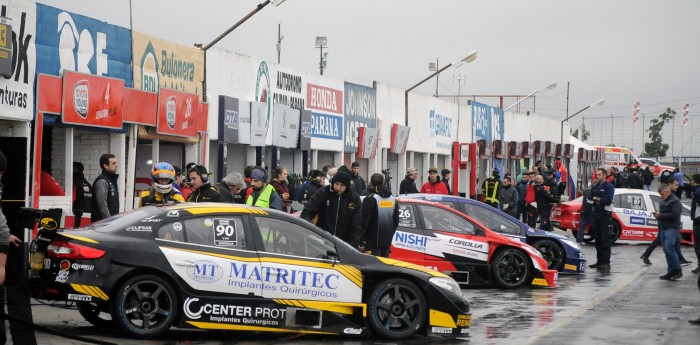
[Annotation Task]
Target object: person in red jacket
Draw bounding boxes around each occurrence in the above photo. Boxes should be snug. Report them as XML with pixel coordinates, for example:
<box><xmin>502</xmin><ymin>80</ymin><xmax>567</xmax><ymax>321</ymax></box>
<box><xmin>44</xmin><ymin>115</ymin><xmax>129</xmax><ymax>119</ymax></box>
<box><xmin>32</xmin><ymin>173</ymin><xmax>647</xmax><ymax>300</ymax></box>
<box><xmin>420</xmin><ymin>167</ymin><xmax>449</xmax><ymax>194</ymax></box>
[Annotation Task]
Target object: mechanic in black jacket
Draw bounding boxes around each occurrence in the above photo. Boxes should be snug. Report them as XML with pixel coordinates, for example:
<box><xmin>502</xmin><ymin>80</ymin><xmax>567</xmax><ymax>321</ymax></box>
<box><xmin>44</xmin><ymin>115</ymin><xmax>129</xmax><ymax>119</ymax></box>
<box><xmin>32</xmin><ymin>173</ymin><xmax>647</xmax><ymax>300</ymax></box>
<box><xmin>534</xmin><ymin>174</ymin><xmax>560</xmax><ymax>231</ymax></box>
<box><xmin>301</xmin><ymin>171</ymin><xmax>362</xmax><ymax>249</ymax></box>
<box><xmin>399</xmin><ymin>167</ymin><xmax>420</xmax><ymax>195</ymax></box>
<box><xmin>588</xmin><ymin>168</ymin><xmax>616</xmax><ymax>271</ymax></box>
<box><xmin>361</xmin><ymin>173</ymin><xmax>399</xmax><ymax>257</ymax></box>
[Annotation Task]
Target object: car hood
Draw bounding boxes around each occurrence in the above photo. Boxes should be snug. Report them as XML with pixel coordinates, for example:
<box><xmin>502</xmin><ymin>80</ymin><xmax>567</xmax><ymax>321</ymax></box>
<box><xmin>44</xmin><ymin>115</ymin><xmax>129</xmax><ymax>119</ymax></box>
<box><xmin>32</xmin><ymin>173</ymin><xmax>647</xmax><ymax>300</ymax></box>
<box><xmin>527</xmin><ymin>227</ymin><xmax>570</xmax><ymax>240</ymax></box>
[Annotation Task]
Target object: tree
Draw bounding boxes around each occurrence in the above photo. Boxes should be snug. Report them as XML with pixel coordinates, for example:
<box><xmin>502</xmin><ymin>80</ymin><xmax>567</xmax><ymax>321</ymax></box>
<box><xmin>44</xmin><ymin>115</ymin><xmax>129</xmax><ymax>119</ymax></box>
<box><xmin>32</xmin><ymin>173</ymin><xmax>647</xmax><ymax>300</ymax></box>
<box><xmin>643</xmin><ymin>107</ymin><xmax>674</xmax><ymax>157</ymax></box>
<box><xmin>570</xmin><ymin>124</ymin><xmax>590</xmax><ymax>141</ymax></box>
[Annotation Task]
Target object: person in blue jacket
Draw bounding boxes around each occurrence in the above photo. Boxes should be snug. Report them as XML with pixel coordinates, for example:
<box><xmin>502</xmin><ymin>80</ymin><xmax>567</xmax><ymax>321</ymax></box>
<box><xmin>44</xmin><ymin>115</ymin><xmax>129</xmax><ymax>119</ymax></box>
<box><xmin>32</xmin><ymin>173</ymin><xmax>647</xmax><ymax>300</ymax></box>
<box><xmin>587</xmin><ymin>168</ymin><xmax>616</xmax><ymax>272</ymax></box>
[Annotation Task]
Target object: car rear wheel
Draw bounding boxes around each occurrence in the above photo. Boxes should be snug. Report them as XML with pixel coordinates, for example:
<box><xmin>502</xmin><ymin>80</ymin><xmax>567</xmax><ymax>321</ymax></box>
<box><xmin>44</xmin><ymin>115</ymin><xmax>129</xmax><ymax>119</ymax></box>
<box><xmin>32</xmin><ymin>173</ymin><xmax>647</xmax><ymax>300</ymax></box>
<box><xmin>112</xmin><ymin>274</ymin><xmax>178</xmax><ymax>339</ymax></box>
<box><xmin>492</xmin><ymin>248</ymin><xmax>531</xmax><ymax>289</ymax></box>
<box><xmin>367</xmin><ymin>279</ymin><xmax>427</xmax><ymax>340</ymax></box>
<box><xmin>531</xmin><ymin>239</ymin><xmax>565</xmax><ymax>271</ymax></box>
<box><xmin>77</xmin><ymin>301</ymin><xmax>113</xmax><ymax>327</ymax></box>
<box><xmin>610</xmin><ymin>220</ymin><xmax>621</xmax><ymax>244</ymax></box>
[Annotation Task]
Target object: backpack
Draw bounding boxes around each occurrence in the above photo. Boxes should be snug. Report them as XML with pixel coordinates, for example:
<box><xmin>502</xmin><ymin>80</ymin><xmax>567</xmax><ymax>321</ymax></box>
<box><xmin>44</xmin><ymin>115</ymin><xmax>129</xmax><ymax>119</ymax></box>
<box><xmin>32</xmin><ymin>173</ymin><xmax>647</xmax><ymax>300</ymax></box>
<box><xmin>525</xmin><ymin>184</ymin><xmax>536</xmax><ymax>204</ymax></box>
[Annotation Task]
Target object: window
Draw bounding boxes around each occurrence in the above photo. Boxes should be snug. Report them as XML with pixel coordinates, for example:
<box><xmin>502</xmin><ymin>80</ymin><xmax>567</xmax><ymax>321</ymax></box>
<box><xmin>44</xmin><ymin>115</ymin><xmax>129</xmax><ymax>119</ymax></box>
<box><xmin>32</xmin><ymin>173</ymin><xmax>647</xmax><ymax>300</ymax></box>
<box><xmin>613</xmin><ymin>195</ymin><xmax>622</xmax><ymax>208</ymax></box>
<box><xmin>650</xmin><ymin>195</ymin><xmax>661</xmax><ymax>211</ymax></box>
<box><xmin>156</xmin><ymin>217</ymin><xmax>248</xmax><ymax>250</ymax></box>
<box><xmin>436</xmin><ymin>201</ymin><xmax>455</xmax><ymax>209</ymax></box>
<box><xmin>418</xmin><ymin>205</ymin><xmax>475</xmax><ymax>235</ymax></box>
<box><xmin>397</xmin><ymin>204</ymin><xmax>418</xmax><ymax>229</ymax></box>
<box><xmin>618</xmin><ymin>194</ymin><xmax>645</xmax><ymax>210</ymax></box>
<box><xmin>255</xmin><ymin>217</ymin><xmax>336</xmax><ymax>259</ymax></box>
<box><xmin>462</xmin><ymin>203</ymin><xmax>521</xmax><ymax>235</ymax></box>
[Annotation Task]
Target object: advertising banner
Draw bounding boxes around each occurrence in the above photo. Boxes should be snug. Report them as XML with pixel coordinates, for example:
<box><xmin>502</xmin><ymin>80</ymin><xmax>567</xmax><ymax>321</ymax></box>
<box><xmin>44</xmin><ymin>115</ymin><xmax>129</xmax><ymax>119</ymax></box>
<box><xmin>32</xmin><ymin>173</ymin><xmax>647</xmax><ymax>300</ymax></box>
<box><xmin>156</xmin><ymin>88</ymin><xmax>199</xmax><ymax>138</ymax></box>
<box><xmin>36</xmin><ymin>4</ymin><xmax>132</xmax><ymax>85</ymax></box>
<box><xmin>390</xmin><ymin>124</ymin><xmax>410</xmax><ymax>154</ymax></box>
<box><xmin>357</xmin><ymin>127</ymin><xmax>379</xmax><ymax>159</ymax></box>
<box><xmin>299</xmin><ymin>109</ymin><xmax>312</xmax><ymax>151</ymax></box>
<box><xmin>219</xmin><ymin>96</ymin><xmax>239</xmax><ymax>143</ymax></box>
<box><xmin>250</xmin><ymin>101</ymin><xmax>267</xmax><ymax>146</ymax></box>
<box><xmin>272</xmin><ymin>103</ymin><xmax>300</xmax><ymax>148</ymax></box>
<box><xmin>197</xmin><ymin>102</ymin><xmax>208</xmax><ymax>133</ymax></box>
<box><xmin>123</xmin><ymin>88</ymin><xmax>157</xmax><ymax>125</ymax></box>
<box><xmin>344</xmin><ymin>82</ymin><xmax>376</xmax><ymax>152</ymax></box>
<box><xmin>238</xmin><ymin>101</ymin><xmax>251</xmax><ymax>144</ymax></box>
<box><xmin>62</xmin><ymin>70</ymin><xmax>124</xmax><ymax>129</ymax></box>
<box><xmin>0</xmin><ymin>0</ymin><xmax>36</xmax><ymax>121</ymax></box>
<box><xmin>0</xmin><ymin>19</ymin><xmax>12</xmax><ymax>77</ymax></box>
<box><xmin>132</xmin><ymin>31</ymin><xmax>203</xmax><ymax>99</ymax></box>
<box><xmin>471</xmin><ymin>101</ymin><xmax>504</xmax><ymax>142</ymax></box>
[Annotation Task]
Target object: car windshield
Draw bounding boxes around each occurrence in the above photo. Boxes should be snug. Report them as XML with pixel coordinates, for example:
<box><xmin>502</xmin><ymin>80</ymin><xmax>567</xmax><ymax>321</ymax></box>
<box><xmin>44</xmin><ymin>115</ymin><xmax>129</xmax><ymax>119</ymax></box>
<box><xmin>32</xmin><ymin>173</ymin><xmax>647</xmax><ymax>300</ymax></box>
<box><xmin>85</xmin><ymin>207</ymin><xmax>161</xmax><ymax>233</ymax></box>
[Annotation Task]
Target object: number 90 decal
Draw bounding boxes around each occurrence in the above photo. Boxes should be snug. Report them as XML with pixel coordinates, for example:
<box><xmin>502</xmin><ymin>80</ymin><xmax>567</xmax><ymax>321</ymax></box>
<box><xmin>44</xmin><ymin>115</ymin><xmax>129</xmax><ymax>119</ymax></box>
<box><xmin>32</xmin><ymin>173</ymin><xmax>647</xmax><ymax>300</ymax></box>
<box><xmin>212</xmin><ymin>219</ymin><xmax>237</xmax><ymax>246</ymax></box>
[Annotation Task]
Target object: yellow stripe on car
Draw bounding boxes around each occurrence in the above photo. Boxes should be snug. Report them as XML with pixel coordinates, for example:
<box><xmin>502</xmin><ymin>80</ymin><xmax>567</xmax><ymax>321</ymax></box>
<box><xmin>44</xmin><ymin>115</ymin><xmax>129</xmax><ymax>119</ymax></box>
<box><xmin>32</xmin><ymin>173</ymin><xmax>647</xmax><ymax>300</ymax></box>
<box><xmin>429</xmin><ymin>309</ymin><xmax>457</xmax><ymax>328</ymax></box>
<box><xmin>376</xmin><ymin>257</ymin><xmax>448</xmax><ymax>278</ymax></box>
<box><xmin>273</xmin><ymin>299</ymin><xmax>366</xmax><ymax>316</ymax></box>
<box><xmin>70</xmin><ymin>284</ymin><xmax>109</xmax><ymax>301</ymax></box>
<box><xmin>60</xmin><ymin>233</ymin><xmax>99</xmax><ymax>244</ymax></box>
<box><xmin>186</xmin><ymin>321</ymin><xmax>336</xmax><ymax>334</ymax></box>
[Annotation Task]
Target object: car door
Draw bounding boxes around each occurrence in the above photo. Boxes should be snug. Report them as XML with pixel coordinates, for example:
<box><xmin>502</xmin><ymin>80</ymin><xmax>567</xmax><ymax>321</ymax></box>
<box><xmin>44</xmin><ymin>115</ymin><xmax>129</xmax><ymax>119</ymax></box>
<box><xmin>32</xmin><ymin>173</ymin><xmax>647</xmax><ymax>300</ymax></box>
<box><xmin>250</xmin><ymin>215</ymin><xmax>363</xmax><ymax>304</ymax></box>
<box><xmin>391</xmin><ymin>203</ymin><xmax>430</xmax><ymax>263</ymax></box>
<box><xmin>155</xmin><ymin>214</ymin><xmax>263</xmax><ymax>296</ymax></box>
<box><xmin>416</xmin><ymin>204</ymin><xmax>490</xmax><ymax>266</ymax></box>
<box><xmin>615</xmin><ymin>192</ymin><xmax>654</xmax><ymax>239</ymax></box>
<box><xmin>458</xmin><ymin>201</ymin><xmax>527</xmax><ymax>243</ymax></box>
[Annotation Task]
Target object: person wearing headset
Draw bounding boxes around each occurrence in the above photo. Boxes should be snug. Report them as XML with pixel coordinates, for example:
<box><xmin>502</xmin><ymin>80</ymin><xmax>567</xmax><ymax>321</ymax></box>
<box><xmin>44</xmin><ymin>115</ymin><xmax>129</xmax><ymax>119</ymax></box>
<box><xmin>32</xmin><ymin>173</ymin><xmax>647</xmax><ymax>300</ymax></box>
<box><xmin>139</xmin><ymin>162</ymin><xmax>185</xmax><ymax>207</ymax></box>
<box><xmin>186</xmin><ymin>165</ymin><xmax>224</xmax><ymax>203</ymax></box>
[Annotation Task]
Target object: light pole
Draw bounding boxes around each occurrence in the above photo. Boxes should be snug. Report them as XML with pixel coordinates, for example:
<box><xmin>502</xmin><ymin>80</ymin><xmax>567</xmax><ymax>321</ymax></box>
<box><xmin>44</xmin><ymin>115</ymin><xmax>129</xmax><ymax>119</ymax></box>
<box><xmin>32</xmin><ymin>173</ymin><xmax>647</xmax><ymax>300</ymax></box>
<box><xmin>503</xmin><ymin>81</ymin><xmax>558</xmax><ymax>112</ymax></box>
<box><xmin>196</xmin><ymin>0</ymin><xmax>287</xmax><ymax>102</ymax></box>
<box><xmin>316</xmin><ymin>36</ymin><xmax>328</xmax><ymax>75</ymax></box>
<box><xmin>560</xmin><ymin>98</ymin><xmax>605</xmax><ymax>148</ymax></box>
<box><xmin>405</xmin><ymin>50</ymin><xmax>478</xmax><ymax>126</ymax></box>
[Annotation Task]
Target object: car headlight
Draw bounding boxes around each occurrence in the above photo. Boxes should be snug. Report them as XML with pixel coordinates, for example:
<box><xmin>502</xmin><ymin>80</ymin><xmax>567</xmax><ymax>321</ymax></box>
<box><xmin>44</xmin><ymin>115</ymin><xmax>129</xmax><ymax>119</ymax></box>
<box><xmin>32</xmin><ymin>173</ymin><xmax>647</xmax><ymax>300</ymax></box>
<box><xmin>429</xmin><ymin>277</ymin><xmax>462</xmax><ymax>295</ymax></box>
<box><xmin>561</xmin><ymin>238</ymin><xmax>580</xmax><ymax>250</ymax></box>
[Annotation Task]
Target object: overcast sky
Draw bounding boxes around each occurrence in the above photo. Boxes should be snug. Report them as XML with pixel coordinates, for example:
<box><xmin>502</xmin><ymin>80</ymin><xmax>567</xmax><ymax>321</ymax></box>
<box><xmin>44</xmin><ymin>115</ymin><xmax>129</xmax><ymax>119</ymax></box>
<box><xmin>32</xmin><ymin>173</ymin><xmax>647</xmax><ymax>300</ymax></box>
<box><xmin>41</xmin><ymin>0</ymin><xmax>700</xmax><ymax>157</ymax></box>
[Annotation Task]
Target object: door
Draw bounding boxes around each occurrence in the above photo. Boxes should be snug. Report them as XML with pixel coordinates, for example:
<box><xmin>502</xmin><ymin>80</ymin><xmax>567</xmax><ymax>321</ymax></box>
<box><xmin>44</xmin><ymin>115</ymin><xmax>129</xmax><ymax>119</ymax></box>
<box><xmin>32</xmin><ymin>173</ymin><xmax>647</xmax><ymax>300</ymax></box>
<box><xmin>614</xmin><ymin>193</ymin><xmax>653</xmax><ymax>240</ymax></box>
<box><xmin>391</xmin><ymin>203</ymin><xmax>429</xmax><ymax>263</ymax></box>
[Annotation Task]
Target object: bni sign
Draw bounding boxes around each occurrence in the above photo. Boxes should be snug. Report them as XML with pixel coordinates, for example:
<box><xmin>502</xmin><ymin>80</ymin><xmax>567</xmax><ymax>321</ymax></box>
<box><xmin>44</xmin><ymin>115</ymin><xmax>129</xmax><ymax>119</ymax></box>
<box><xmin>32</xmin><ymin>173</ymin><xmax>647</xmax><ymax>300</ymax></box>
<box><xmin>0</xmin><ymin>18</ymin><xmax>12</xmax><ymax>77</ymax></box>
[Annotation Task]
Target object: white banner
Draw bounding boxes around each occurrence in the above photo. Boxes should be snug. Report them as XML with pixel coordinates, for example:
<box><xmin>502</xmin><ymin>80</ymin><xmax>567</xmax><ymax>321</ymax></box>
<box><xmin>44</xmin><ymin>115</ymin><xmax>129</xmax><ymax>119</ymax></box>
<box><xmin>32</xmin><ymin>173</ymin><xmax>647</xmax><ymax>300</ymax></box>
<box><xmin>250</xmin><ymin>101</ymin><xmax>267</xmax><ymax>146</ymax></box>
<box><xmin>0</xmin><ymin>0</ymin><xmax>36</xmax><ymax>121</ymax></box>
<box><xmin>272</xmin><ymin>103</ymin><xmax>300</xmax><ymax>148</ymax></box>
<box><xmin>238</xmin><ymin>101</ymin><xmax>251</xmax><ymax>144</ymax></box>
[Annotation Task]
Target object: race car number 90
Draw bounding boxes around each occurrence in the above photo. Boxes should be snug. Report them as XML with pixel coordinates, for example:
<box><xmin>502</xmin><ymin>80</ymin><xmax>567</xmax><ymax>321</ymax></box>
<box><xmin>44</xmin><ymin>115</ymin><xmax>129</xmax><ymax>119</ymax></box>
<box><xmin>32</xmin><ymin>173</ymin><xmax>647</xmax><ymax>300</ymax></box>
<box><xmin>213</xmin><ymin>219</ymin><xmax>237</xmax><ymax>246</ymax></box>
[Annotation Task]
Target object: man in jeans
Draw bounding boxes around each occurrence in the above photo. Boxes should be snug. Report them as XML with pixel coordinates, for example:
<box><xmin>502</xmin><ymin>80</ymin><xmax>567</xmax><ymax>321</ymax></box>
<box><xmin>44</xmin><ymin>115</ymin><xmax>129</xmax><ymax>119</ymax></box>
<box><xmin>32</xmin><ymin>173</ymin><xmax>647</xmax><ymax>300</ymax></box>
<box><xmin>588</xmin><ymin>168</ymin><xmax>615</xmax><ymax>271</ymax></box>
<box><xmin>654</xmin><ymin>184</ymin><xmax>683</xmax><ymax>280</ymax></box>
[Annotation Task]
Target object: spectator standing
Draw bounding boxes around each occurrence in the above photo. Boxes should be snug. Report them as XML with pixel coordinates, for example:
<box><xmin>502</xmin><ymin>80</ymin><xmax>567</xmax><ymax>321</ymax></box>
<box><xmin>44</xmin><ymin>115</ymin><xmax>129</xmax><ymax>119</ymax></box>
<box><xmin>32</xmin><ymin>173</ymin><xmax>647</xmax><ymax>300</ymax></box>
<box><xmin>361</xmin><ymin>173</ymin><xmax>399</xmax><ymax>257</ymax></box>
<box><xmin>482</xmin><ymin>170</ymin><xmax>502</xmax><ymax>208</ymax></box>
<box><xmin>543</xmin><ymin>170</ymin><xmax>559</xmax><ymax>197</ymax></box>
<box><xmin>587</xmin><ymin>168</ymin><xmax>615</xmax><ymax>272</ymax></box>
<box><xmin>441</xmin><ymin>169</ymin><xmax>452</xmax><ymax>195</ymax></box>
<box><xmin>245</xmin><ymin>168</ymin><xmax>282</xmax><ymax>210</ymax></box>
<box><xmin>642</xmin><ymin>166</ymin><xmax>654</xmax><ymax>191</ymax></box>
<box><xmin>399</xmin><ymin>167</ymin><xmax>420</xmax><ymax>195</ymax></box>
<box><xmin>498</xmin><ymin>177</ymin><xmax>519</xmax><ymax>218</ymax></box>
<box><xmin>640</xmin><ymin>178</ymin><xmax>691</xmax><ymax>265</ymax></box>
<box><xmin>349</xmin><ymin>162</ymin><xmax>366</xmax><ymax>196</ymax></box>
<box><xmin>186</xmin><ymin>165</ymin><xmax>224</xmax><ymax>203</ymax></box>
<box><xmin>301</xmin><ymin>172</ymin><xmax>362</xmax><ymax>248</ymax></box>
<box><xmin>269</xmin><ymin>167</ymin><xmax>291</xmax><ymax>211</ymax></box>
<box><xmin>673</xmin><ymin>167</ymin><xmax>684</xmax><ymax>199</ymax></box>
<box><xmin>627</xmin><ymin>167</ymin><xmax>643</xmax><ymax>189</ymax></box>
<box><xmin>91</xmin><ymin>153</ymin><xmax>119</xmax><ymax>222</ymax></box>
<box><xmin>515</xmin><ymin>172</ymin><xmax>530</xmax><ymax>222</ymax></box>
<box><xmin>221</xmin><ymin>172</ymin><xmax>246</xmax><ymax>204</ymax></box>
<box><xmin>654</xmin><ymin>184</ymin><xmax>683</xmax><ymax>280</ymax></box>
<box><xmin>534</xmin><ymin>175</ymin><xmax>559</xmax><ymax>231</ymax></box>
<box><xmin>214</xmin><ymin>177</ymin><xmax>234</xmax><ymax>203</ymax></box>
<box><xmin>421</xmin><ymin>167</ymin><xmax>449</xmax><ymax>194</ymax></box>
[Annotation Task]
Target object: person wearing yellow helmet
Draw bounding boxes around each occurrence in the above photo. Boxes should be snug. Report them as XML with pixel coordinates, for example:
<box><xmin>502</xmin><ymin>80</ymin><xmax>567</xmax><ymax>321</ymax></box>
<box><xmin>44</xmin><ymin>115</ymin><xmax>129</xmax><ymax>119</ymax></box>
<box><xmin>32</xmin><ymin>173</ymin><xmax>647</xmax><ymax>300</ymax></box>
<box><xmin>139</xmin><ymin>162</ymin><xmax>185</xmax><ymax>207</ymax></box>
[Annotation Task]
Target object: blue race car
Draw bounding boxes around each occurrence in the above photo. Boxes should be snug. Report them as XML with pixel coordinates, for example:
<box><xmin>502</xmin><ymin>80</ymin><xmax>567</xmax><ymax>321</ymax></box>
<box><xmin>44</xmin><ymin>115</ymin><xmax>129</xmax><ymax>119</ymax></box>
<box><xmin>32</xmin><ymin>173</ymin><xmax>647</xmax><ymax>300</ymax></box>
<box><xmin>403</xmin><ymin>194</ymin><xmax>586</xmax><ymax>274</ymax></box>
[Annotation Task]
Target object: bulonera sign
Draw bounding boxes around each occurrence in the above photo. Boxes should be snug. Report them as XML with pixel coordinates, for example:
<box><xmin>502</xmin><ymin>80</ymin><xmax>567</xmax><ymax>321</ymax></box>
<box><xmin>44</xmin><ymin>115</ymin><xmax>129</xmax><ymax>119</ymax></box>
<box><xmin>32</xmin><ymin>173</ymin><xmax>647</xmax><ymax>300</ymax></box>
<box><xmin>62</xmin><ymin>71</ymin><xmax>124</xmax><ymax>128</ymax></box>
<box><xmin>157</xmin><ymin>88</ymin><xmax>199</xmax><ymax>138</ymax></box>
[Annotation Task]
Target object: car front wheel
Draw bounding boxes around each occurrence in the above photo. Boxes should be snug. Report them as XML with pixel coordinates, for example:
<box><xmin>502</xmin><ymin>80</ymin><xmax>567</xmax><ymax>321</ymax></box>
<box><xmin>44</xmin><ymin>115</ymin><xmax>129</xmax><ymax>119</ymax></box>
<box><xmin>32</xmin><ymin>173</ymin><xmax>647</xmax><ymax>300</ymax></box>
<box><xmin>367</xmin><ymin>278</ymin><xmax>427</xmax><ymax>340</ymax></box>
<box><xmin>532</xmin><ymin>239</ymin><xmax>565</xmax><ymax>271</ymax></box>
<box><xmin>112</xmin><ymin>274</ymin><xmax>178</xmax><ymax>339</ymax></box>
<box><xmin>492</xmin><ymin>248</ymin><xmax>531</xmax><ymax>289</ymax></box>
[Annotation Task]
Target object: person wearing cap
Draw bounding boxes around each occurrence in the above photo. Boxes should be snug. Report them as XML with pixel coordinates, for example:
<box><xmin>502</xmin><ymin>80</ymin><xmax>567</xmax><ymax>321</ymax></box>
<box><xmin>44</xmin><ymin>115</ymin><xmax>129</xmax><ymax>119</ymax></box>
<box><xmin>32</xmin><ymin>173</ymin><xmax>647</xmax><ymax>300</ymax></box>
<box><xmin>543</xmin><ymin>169</ymin><xmax>559</xmax><ymax>197</ymax></box>
<box><xmin>301</xmin><ymin>171</ymin><xmax>362</xmax><ymax>248</ymax></box>
<box><xmin>420</xmin><ymin>167</ymin><xmax>449</xmax><ymax>195</ymax></box>
<box><xmin>441</xmin><ymin>169</ymin><xmax>452</xmax><ymax>195</ymax></box>
<box><xmin>482</xmin><ymin>170</ymin><xmax>502</xmax><ymax>208</ymax></box>
<box><xmin>186</xmin><ymin>165</ymin><xmax>224</xmax><ymax>203</ymax></box>
<box><xmin>362</xmin><ymin>173</ymin><xmax>399</xmax><ymax>257</ymax></box>
<box><xmin>399</xmin><ymin>167</ymin><xmax>420</xmax><ymax>195</ymax></box>
<box><xmin>350</xmin><ymin>162</ymin><xmax>366</xmax><ymax>196</ymax></box>
<box><xmin>299</xmin><ymin>170</ymin><xmax>326</xmax><ymax>205</ymax></box>
<box><xmin>245</xmin><ymin>168</ymin><xmax>282</xmax><ymax>210</ymax></box>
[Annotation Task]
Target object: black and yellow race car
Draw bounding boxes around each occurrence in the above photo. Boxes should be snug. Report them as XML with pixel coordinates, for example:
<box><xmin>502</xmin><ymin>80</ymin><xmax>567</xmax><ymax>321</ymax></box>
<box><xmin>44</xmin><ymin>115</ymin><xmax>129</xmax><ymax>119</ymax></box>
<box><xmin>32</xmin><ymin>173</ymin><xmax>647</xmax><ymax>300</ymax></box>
<box><xmin>30</xmin><ymin>203</ymin><xmax>471</xmax><ymax>340</ymax></box>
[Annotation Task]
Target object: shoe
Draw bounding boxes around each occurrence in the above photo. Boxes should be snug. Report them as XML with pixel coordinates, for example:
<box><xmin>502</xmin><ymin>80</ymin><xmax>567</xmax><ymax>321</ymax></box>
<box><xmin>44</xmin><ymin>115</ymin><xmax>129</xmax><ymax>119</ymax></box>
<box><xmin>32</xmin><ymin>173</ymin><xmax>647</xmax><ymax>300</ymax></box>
<box><xmin>589</xmin><ymin>263</ymin><xmax>601</xmax><ymax>269</ymax></box>
<box><xmin>640</xmin><ymin>255</ymin><xmax>652</xmax><ymax>265</ymax></box>
<box><xmin>689</xmin><ymin>317</ymin><xmax>700</xmax><ymax>325</ymax></box>
<box><xmin>692</xmin><ymin>267</ymin><xmax>700</xmax><ymax>274</ymax></box>
<box><xmin>680</xmin><ymin>259</ymin><xmax>692</xmax><ymax>265</ymax></box>
<box><xmin>669</xmin><ymin>270</ymin><xmax>683</xmax><ymax>280</ymax></box>
<box><xmin>597</xmin><ymin>264</ymin><xmax>610</xmax><ymax>271</ymax></box>
<box><xmin>659</xmin><ymin>274</ymin><xmax>672</xmax><ymax>280</ymax></box>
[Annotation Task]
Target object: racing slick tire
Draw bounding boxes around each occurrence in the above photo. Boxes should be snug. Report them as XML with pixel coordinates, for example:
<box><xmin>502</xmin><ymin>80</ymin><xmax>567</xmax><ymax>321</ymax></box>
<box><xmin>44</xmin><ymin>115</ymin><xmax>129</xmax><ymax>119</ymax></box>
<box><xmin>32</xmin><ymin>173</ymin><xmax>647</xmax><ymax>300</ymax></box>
<box><xmin>491</xmin><ymin>248</ymin><xmax>531</xmax><ymax>289</ymax></box>
<box><xmin>77</xmin><ymin>301</ymin><xmax>114</xmax><ymax>327</ymax></box>
<box><xmin>367</xmin><ymin>278</ymin><xmax>427</xmax><ymax>340</ymax></box>
<box><xmin>112</xmin><ymin>274</ymin><xmax>179</xmax><ymax>339</ymax></box>
<box><xmin>610</xmin><ymin>220</ymin><xmax>621</xmax><ymax>244</ymax></box>
<box><xmin>531</xmin><ymin>239</ymin><xmax>565</xmax><ymax>271</ymax></box>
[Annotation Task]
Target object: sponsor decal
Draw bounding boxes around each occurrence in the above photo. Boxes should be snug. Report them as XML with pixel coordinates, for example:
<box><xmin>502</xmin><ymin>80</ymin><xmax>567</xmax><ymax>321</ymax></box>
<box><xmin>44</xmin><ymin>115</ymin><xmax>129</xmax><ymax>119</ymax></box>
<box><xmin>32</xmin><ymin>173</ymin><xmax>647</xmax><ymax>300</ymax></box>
<box><xmin>432</xmin><ymin>327</ymin><xmax>453</xmax><ymax>334</ymax></box>
<box><xmin>165</xmin><ymin>95</ymin><xmax>176</xmax><ymax>129</ymax></box>
<box><xmin>204</xmin><ymin>219</ymin><xmax>214</xmax><ymax>227</ymax></box>
<box><xmin>343</xmin><ymin>328</ymin><xmax>363</xmax><ymax>335</ymax></box>
<box><xmin>307</xmin><ymin>83</ymin><xmax>342</xmax><ymax>114</ymax></box>
<box><xmin>379</xmin><ymin>201</ymin><xmax>394</xmax><ymax>208</ymax></box>
<box><xmin>173</xmin><ymin>222</ymin><xmax>183</xmax><ymax>231</ymax></box>
<box><xmin>60</xmin><ymin>260</ymin><xmax>71</xmax><ymax>270</ymax></box>
<box><xmin>183</xmin><ymin>297</ymin><xmax>285</xmax><ymax>326</ymax></box>
<box><xmin>227</xmin><ymin>262</ymin><xmax>339</xmax><ymax>299</ymax></box>
<box><xmin>55</xmin><ymin>270</ymin><xmax>69</xmax><ymax>283</ymax></box>
<box><xmin>646</xmin><ymin>219</ymin><xmax>658</xmax><ymax>226</ymax></box>
<box><xmin>629</xmin><ymin>217</ymin><xmax>646</xmax><ymax>225</ymax></box>
<box><xmin>311</xmin><ymin>112</ymin><xmax>342</xmax><ymax>140</ymax></box>
<box><xmin>393</xmin><ymin>231</ymin><xmax>427</xmax><ymax>252</ymax></box>
<box><xmin>447</xmin><ymin>238</ymin><xmax>485</xmax><ymax>251</ymax></box>
<box><xmin>40</xmin><ymin>217</ymin><xmax>58</xmax><ymax>230</ymax></box>
<box><xmin>531</xmin><ymin>278</ymin><xmax>548</xmax><ymax>286</ymax></box>
<box><xmin>139</xmin><ymin>41</ymin><xmax>159</xmax><ymax>92</ymax></box>
<box><xmin>167</xmin><ymin>210</ymin><xmax>180</xmax><ymax>217</ymax></box>
<box><xmin>429</xmin><ymin>109</ymin><xmax>452</xmax><ymax>138</ymax></box>
<box><xmin>72</xmin><ymin>263</ymin><xmax>95</xmax><ymax>271</ymax></box>
<box><xmin>623</xmin><ymin>209</ymin><xmax>653</xmax><ymax>217</ymax></box>
<box><xmin>622</xmin><ymin>229</ymin><xmax>644</xmax><ymax>237</ymax></box>
<box><xmin>564</xmin><ymin>264</ymin><xmax>578</xmax><ymax>271</ymax></box>
<box><xmin>73</xmin><ymin>80</ymin><xmax>89</xmax><ymax>118</ymax></box>
<box><xmin>126</xmin><ymin>225</ymin><xmax>152</xmax><ymax>232</ymax></box>
<box><xmin>67</xmin><ymin>294</ymin><xmax>92</xmax><ymax>302</ymax></box>
<box><xmin>142</xmin><ymin>215</ymin><xmax>162</xmax><ymax>223</ymax></box>
<box><xmin>213</xmin><ymin>219</ymin><xmax>237</xmax><ymax>246</ymax></box>
<box><xmin>457</xmin><ymin>314</ymin><xmax>471</xmax><ymax>327</ymax></box>
<box><xmin>187</xmin><ymin>261</ymin><xmax>223</xmax><ymax>283</ymax></box>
